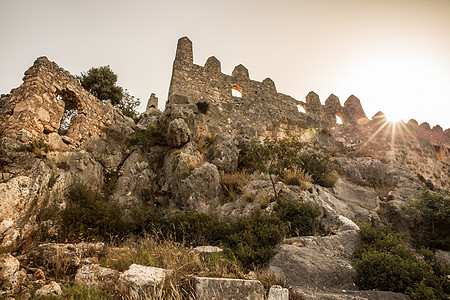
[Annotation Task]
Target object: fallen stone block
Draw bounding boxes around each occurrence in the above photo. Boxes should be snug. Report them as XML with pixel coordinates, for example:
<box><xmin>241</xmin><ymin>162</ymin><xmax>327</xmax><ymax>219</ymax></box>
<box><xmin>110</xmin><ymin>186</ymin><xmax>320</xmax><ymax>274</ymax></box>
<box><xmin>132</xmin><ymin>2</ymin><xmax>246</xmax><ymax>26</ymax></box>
<box><xmin>268</xmin><ymin>285</ymin><xmax>289</xmax><ymax>300</ymax></box>
<box><xmin>194</xmin><ymin>276</ymin><xmax>265</xmax><ymax>300</ymax></box>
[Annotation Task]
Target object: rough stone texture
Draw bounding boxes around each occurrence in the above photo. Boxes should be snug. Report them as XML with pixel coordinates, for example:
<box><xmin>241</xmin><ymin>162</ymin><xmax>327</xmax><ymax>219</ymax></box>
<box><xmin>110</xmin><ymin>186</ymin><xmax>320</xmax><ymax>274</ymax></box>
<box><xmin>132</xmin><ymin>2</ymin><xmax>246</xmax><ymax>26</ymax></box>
<box><xmin>268</xmin><ymin>230</ymin><xmax>360</xmax><ymax>292</ymax></box>
<box><xmin>435</xmin><ymin>249</ymin><xmax>450</xmax><ymax>266</ymax></box>
<box><xmin>0</xmin><ymin>254</ymin><xmax>25</xmax><ymax>296</ymax></box>
<box><xmin>75</xmin><ymin>264</ymin><xmax>119</xmax><ymax>286</ymax></box>
<box><xmin>268</xmin><ymin>285</ymin><xmax>289</xmax><ymax>300</ymax></box>
<box><xmin>291</xmin><ymin>288</ymin><xmax>411</xmax><ymax>300</ymax></box>
<box><xmin>0</xmin><ymin>57</ymin><xmax>131</xmax><ymax>148</ymax></box>
<box><xmin>119</xmin><ymin>264</ymin><xmax>173</xmax><ymax>297</ymax></box>
<box><xmin>166</xmin><ymin>118</ymin><xmax>191</xmax><ymax>147</ymax></box>
<box><xmin>175</xmin><ymin>162</ymin><xmax>221</xmax><ymax>213</ymax></box>
<box><xmin>343</xmin><ymin>95</ymin><xmax>368</xmax><ymax>125</ymax></box>
<box><xmin>206</xmin><ymin>133</ymin><xmax>239</xmax><ymax>172</ymax></box>
<box><xmin>302</xmin><ymin>183</ymin><xmax>380</xmax><ymax>227</ymax></box>
<box><xmin>34</xmin><ymin>281</ymin><xmax>62</xmax><ymax>297</ymax></box>
<box><xmin>194</xmin><ymin>276</ymin><xmax>265</xmax><ymax>300</ymax></box>
<box><xmin>332</xmin><ymin>179</ymin><xmax>379</xmax><ymax>211</ymax></box>
<box><xmin>145</xmin><ymin>93</ymin><xmax>159</xmax><ymax>113</ymax></box>
<box><xmin>29</xmin><ymin>242</ymin><xmax>105</xmax><ymax>272</ymax></box>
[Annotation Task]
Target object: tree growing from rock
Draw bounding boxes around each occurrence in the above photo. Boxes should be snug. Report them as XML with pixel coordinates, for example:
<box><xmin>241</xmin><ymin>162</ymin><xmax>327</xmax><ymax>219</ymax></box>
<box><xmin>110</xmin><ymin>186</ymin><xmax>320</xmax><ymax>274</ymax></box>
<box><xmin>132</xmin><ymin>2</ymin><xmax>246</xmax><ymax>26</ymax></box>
<box><xmin>79</xmin><ymin>66</ymin><xmax>140</xmax><ymax>118</ymax></box>
<box><xmin>79</xmin><ymin>66</ymin><xmax>123</xmax><ymax>105</ymax></box>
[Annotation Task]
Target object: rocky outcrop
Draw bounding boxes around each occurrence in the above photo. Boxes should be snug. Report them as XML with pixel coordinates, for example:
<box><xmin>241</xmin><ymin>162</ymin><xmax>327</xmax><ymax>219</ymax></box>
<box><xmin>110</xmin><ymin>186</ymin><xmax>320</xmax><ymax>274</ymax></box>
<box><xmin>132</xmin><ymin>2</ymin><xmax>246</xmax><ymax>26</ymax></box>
<box><xmin>267</xmin><ymin>230</ymin><xmax>360</xmax><ymax>292</ymax></box>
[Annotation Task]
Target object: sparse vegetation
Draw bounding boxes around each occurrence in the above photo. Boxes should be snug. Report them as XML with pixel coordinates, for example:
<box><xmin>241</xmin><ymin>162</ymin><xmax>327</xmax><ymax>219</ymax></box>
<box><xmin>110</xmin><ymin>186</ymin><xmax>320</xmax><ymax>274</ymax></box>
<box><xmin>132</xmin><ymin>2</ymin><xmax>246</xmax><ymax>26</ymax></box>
<box><xmin>353</xmin><ymin>223</ymin><xmax>449</xmax><ymax>299</ymax></box>
<box><xmin>282</xmin><ymin>168</ymin><xmax>311</xmax><ymax>190</ymax></box>
<box><xmin>128</xmin><ymin>124</ymin><xmax>166</xmax><ymax>149</ymax></box>
<box><xmin>16</xmin><ymin>139</ymin><xmax>50</xmax><ymax>157</ymax></box>
<box><xmin>220</xmin><ymin>170</ymin><xmax>250</xmax><ymax>203</ymax></box>
<box><xmin>274</xmin><ymin>198</ymin><xmax>320</xmax><ymax>237</ymax></box>
<box><xmin>404</xmin><ymin>189</ymin><xmax>450</xmax><ymax>250</ymax></box>
<box><xmin>58</xmin><ymin>183</ymin><xmax>130</xmax><ymax>242</ymax></box>
<box><xmin>239</xmin><ymin>136</ymin><xmax>337</xmax><ymax>194</ymax></box>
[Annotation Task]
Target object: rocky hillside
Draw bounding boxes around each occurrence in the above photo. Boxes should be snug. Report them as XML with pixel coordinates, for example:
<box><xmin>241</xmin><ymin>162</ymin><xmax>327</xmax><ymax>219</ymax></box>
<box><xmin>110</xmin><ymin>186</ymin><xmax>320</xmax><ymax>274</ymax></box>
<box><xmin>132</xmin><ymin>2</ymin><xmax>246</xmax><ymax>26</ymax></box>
<box><xmin>0</xmin><ymin>54</ymin><xmax>448</xmax><ymax>299</ymax></box>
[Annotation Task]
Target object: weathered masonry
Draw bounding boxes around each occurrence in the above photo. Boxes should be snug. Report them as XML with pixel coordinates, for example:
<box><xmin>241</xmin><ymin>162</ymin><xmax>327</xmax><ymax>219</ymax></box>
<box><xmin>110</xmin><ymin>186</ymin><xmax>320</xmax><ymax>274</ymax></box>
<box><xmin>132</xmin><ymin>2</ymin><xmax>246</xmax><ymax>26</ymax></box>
<box><xmin>167</xmin><ymin>36</ymin><xmax>371</xmax><ymax>130</ymax></box>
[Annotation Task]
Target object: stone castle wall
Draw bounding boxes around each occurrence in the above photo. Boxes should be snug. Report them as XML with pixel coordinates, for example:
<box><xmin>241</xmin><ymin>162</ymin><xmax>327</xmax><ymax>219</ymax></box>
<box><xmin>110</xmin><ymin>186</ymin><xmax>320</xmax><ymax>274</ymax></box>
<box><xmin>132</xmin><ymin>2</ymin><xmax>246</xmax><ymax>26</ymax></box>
<box><xmin>167</xmin><ymin>37</ymin><xmax>373</xmax><ymax>131</ymax></box>
<box><xmin>0</xmin><ymin>57</ymin><xmax>130</xmax><ymax>149</ymax></box>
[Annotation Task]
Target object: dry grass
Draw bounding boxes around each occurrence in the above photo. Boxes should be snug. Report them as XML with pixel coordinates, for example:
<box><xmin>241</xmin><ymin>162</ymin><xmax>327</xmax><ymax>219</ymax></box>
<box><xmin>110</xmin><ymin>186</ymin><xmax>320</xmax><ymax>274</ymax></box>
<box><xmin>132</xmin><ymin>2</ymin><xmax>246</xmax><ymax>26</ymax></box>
<box><xmin>282</xmin><ymin>168</ymin><xmax>312</xmax><ymax>190</ymax></box>
<box><xmin>220</xmin><ymin>170</ymin><xmax>250</xmax><ymax>203</ymax></box>
<box><xmin>99</xmin><ymin>235</ymin><xmax>246</xmax><ymax>299</ymax></box>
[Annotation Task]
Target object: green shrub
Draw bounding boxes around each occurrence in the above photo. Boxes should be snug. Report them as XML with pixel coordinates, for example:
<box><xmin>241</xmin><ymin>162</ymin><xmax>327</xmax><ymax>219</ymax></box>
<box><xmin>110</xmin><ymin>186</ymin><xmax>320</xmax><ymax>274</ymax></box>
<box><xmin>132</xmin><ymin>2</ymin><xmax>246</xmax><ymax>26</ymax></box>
<box><xmin>128</xmin><ymin>124</ymin><xmax>166</xmax><ymax>149</ymax></box>
<box><xmin>404</xmin><ymin>189</ymin><xmax>450</xmax><ymax>250</ymax></box>
<box><xmin>196</xmin><ymin>101</ymin><xmax>209</xmax><ymax>114</ymax></box>
<box><xmin>354</xmin><ymin>224</ymin><xmax>448</xmax><ymax>299</ymax></box>
<box><xmin>134</xmin><ymin>207</ymin><xmax>287</xmax><ymax>270</ymax></box>
<box><xmin>225</xmin><ymin>211</ymin><xmax>286</xmax><ymax>268</ymax></box>
<box><xmin>274</xmin><ymin>198</ymin><xmax>320</xmax><ymax>237</ymax></box>
<box><xmin>299</xmin><ymin>152</ymin><xmax>336</xmax><ymax>187</ymax></box>
<box><xmin>58</xmin><ymin>183</ymin><xmax>130</xmax><ymax>241</ymax></box>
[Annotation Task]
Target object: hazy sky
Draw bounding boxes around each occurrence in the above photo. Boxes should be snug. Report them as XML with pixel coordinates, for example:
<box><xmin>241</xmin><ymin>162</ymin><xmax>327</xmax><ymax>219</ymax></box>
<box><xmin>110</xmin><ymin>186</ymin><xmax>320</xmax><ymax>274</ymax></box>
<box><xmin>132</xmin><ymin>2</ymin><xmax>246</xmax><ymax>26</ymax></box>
<box><xmin>1</xmin><ymin>0</ymin><xmax>449</xmax><ymax>129</ymax></box>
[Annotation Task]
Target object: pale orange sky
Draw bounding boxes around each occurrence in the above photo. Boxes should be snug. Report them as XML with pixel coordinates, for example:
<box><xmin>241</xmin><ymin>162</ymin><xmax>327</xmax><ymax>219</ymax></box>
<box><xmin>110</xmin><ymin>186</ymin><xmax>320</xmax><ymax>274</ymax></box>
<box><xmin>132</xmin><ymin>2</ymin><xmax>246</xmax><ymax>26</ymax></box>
<box><xmin>1</xmin><ymin>0</ymin><xmax>449</xmax><ymax>128</ymax></box>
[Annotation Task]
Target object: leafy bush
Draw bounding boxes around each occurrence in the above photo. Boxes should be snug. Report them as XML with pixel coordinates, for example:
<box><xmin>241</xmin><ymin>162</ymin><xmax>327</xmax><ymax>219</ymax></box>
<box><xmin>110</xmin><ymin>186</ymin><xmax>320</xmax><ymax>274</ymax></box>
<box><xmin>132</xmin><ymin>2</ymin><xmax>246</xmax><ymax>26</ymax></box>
<box><xmin>274</xmin><ymin>198</ymin><xmax>320</xmax><ymax>236</ymax></box>
<box><xmin>196</xmin><ymin>101</ymin><xmax>209</xmax><ymax>114</ymax></box>
<box><xmin>226</xmin><ymin>211</ymin><xmax>286</xmax><ymax>268</ymax></box>
<box><xmin>299</xmin><ymin>152</ymin><xmax>337</xmax><ymax>187</ymax></box>
<box><xmin>134</xmin><ymin>207</ymin><xmax>289</xmax><ymax>269</ymax></box>
<box><xmin>239</xmin><ymin>136</ymin><xmax>337</xmax><ymax>191</ymax></box>
<box><xmin>404</xmin><ymin>189</ymin><xmax>450</xmax><ymax>250</ymax></box>
<box><xmin>354</xmin><ymin>224</ymin><xmax>448</xmax><ymax>299</ymax></box>
<box><xmin>128</xmin><ymin>124</ymin><xmax>166</xmax><ymax>149</ymax></box>
<box><xmin>58</xmin><ymin>183</ymin><xmax>130</xmax><ymax>241</ymax></box>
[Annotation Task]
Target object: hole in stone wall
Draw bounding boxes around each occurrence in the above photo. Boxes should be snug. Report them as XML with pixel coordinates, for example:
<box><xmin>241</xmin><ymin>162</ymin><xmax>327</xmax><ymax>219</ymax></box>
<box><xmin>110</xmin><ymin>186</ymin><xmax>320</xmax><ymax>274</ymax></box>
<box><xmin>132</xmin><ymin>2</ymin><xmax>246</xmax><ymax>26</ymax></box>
<box><xmin>297</xmin><ymin>104</ymin><xmax>306</xmax><ymax>114</ymax></box>
<box><xmin>57</xmin><ymin>91</ymin><xmax>79</xmax><ymax>135</ymax></box>
<box><xmin>232</xmin><ymin>85</ymin><xmax>243</xmax><ymax>98</ymax></box>
<box><xmin>433</xmin><ymin>145</ymin><xmax>445</xmax><ymax>161</ymax></box>
<box><xmin>336</xmin><ymin>113</ymin><xmax>343</xmax><ymax>125</ymax></box>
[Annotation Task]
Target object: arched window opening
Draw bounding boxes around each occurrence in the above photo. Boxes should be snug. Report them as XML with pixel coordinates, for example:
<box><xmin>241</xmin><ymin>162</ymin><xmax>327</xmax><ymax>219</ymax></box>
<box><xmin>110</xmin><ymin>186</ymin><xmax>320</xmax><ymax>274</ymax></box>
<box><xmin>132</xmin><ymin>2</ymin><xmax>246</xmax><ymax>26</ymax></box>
<box><xmin>57</xmin><ymin>91</ymin><xmax>79</xmax><ymax>135</ymax></box>
<box><xmin>297</xmin><ymin>104</ymin><xmax>306</xmax><ymax>114</ymax></box>
<box><xmin>232</xmin><ymin>85</ymin><xmax>242</xmax><ymax>98</ymax></box>
<box><xmin>336</xmin><ymin>113</ymin><xmax>343</xmax><ymax>125</ymax></box>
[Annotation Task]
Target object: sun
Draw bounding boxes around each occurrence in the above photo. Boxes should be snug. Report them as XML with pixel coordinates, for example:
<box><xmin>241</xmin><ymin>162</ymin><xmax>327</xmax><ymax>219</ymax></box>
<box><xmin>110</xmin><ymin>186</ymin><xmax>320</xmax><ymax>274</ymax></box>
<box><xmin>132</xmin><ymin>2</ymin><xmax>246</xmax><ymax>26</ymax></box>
<box><xmin>384</xmin><ymin>112</ymin><xmax>403</xmax><ymax>124</ymax></box>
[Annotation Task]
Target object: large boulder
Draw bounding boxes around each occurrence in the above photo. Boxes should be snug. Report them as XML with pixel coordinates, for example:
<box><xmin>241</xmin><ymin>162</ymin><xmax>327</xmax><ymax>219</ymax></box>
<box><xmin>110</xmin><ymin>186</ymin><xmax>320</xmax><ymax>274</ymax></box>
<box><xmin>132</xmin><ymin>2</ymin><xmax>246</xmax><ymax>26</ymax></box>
<box><xmin>267</xmin><ymin>230</ymin><xmax>360</xmax><ymax>292</ymax></box>
<box><xmin>206</xmin><ymin>133</ymin><xmax>239</xmax><ymax>172</ymax></box>
<box><xmin>166</xmin><ymin>118</ymin><xmax>191</xmax><ymax>147</ymax></box>
<box><xmin>119</xmin><ymin>264</ymin><xmax>173</xmax><ymax>298</ymax></box>
<box><xmin>0</xmin><ymin>254</ymin><xmax>25</xmax><ymax>296</ymax></box>
<box><xmin>174</xmin><ymin>162</ymin><xmax>221</xmax><ymax>213</ymax></box>
<box><xmin>194</xmin><ymin>277</ymin><xmax>265</xmax><ymax>300</ymax></box>
<box><xmin>75</xmin><ymin>264</ymin><xmax>119</xmax><ymax>287</ymax></box>
<box><xmin>34</xmin><ymin>281</ymin><xmax>62</xmax><ymax>298</ymax></box>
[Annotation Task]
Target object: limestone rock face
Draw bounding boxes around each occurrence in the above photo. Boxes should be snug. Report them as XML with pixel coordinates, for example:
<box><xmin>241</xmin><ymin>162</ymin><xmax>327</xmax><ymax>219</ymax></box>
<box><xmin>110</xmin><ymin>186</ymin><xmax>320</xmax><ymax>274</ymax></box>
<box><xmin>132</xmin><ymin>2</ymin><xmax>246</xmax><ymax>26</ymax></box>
<box><xmin>194</xmin><ymin>277</ymin><xmax>265</xmax><ymax>300</ymax></box>
<box><xmin>166</xmin><ymin>118</ymin><xmax>191</xmax><ymax>147</ymax></box>
<box><xmin>175</xmin><ymin>162</ymin><xmax>221</xmax><ymax>213</ymax></box>
<box><xmin>34</xmin><ymin>281</ymin><xmax>62</xmax><ymax>297</ymax></box>
<box><xmin>206</xmin><ymin>133</ymin><xmax>239</xmax><ymax>172</ymax></box>
<box><xmin>267</xmin><ymin>230</ymin><xmax>360</xmax><ymax>292</ymax></box>
<box><xmin>162</xmin><ymin>141</ymin><xmax>202</xmax><ymax>193</ymax></box>
<box><xmin>0</xmin><ymin>254</ymin><xmax>25</xmax><ymax>295</ymax></box>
